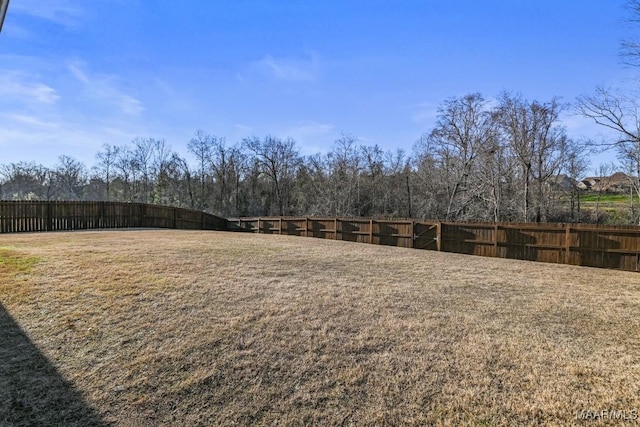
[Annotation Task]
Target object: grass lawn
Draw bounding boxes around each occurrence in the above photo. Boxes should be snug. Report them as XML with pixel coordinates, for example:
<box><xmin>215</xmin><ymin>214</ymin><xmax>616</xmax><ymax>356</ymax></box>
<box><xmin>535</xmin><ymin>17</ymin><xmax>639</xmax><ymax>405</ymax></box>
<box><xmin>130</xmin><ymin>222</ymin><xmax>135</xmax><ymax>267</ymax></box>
<box><xmin>578</xmin><ymin>193</ymin><xmax>640</xmax><ymax>210</ymax></box>
<box><xmin>1</xmin><ymin>230</ymin><xmax>640</xmax><ymax>426</ymax></box>
<box><xmin>579</xmin><ymin>193</ymin><xmax>636</xmax><ymax>203</ymax></box>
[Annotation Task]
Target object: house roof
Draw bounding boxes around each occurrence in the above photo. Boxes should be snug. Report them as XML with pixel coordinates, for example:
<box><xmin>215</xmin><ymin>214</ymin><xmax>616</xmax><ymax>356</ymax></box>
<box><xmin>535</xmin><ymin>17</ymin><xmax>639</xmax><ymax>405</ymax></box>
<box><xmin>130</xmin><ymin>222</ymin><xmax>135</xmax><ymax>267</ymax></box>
<box><xmin>578</xmin><ymin>171</ymin><xmax>633</xmax><ymax>191</ymax></box>
<box><xmin>608</xmin><ymin>171</ymin><xmax>631</xmax><ymax>184</ymax></box>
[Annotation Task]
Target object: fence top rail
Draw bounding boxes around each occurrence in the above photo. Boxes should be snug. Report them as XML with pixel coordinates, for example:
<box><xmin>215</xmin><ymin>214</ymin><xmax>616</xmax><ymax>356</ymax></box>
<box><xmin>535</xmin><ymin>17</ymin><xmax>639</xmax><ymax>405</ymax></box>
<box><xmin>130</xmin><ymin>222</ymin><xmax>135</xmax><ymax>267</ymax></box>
<box><xmin>229</xmin><ymin>216</ymin><xmax>640</xmax><ymax>235</ymax></box>
<box><xmin>0</xmin><ymin>199</ymin><xmax>225</xmax><ymax>214</ymax></box>
<box><xmin>0</xmin><ymin>201</ymin><xmax>226</xmax><ymax>228</ymax></box>
<box><xmin>0</xmin><ymin>200</ymin><xmax>142</xmax><ymax>205</ymax></box>
<box><xmin>230</xmin><ymin>216</ymin><xmax>417</xmax><ymax>224</ymax></box>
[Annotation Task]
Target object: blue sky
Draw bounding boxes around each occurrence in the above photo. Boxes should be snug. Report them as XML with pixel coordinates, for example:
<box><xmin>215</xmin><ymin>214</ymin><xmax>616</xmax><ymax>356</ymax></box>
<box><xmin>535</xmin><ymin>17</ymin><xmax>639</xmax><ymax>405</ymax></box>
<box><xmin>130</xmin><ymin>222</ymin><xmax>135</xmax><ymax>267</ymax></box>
<box><xmin>0</xmin><ymin>0</ymin><xmax>636</xmax><ymax>168</ymax></box>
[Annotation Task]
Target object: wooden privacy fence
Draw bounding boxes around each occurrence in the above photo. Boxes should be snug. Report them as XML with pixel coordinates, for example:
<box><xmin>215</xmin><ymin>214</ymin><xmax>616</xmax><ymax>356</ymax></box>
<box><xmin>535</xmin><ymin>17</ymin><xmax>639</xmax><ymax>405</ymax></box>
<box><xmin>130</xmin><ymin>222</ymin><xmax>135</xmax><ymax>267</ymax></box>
<box><xmin>228</xmin><ymin>217</ymin><xmax>640</xmax><ymax>272</ymax></box>
<box><xmin>0</xmin><ymin>201</ymin><xmax>227</xmax><ymax>233</ymax></box>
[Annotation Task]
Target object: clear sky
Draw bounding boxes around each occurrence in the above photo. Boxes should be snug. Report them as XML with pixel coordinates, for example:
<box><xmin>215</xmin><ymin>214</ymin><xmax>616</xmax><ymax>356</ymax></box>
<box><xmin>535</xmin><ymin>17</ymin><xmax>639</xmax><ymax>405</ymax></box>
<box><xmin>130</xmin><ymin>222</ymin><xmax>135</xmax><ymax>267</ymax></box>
<box><xmin>0</xmin><ymin>0</ymin><xmax>636</xmax><ymax>168</ymax></box>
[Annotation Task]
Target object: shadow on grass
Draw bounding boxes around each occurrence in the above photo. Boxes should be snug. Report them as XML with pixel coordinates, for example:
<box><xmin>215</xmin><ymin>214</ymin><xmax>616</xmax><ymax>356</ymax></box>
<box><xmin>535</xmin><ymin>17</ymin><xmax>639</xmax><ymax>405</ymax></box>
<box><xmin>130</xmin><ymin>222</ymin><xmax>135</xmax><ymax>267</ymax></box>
<box><xmin>0</xmin><ymin>303</ymin><xmax>109</xmax><ymax>427</ymax></box>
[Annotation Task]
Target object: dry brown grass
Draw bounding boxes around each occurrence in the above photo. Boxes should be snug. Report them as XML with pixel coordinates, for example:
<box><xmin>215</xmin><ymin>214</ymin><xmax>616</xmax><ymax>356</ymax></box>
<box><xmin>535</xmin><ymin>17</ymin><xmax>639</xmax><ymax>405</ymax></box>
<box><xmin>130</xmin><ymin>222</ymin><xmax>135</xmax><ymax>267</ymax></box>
<box><xmin>1</xmin><ymin>229</ymin><xmax>640</xmax><ymax>426</ymax></box>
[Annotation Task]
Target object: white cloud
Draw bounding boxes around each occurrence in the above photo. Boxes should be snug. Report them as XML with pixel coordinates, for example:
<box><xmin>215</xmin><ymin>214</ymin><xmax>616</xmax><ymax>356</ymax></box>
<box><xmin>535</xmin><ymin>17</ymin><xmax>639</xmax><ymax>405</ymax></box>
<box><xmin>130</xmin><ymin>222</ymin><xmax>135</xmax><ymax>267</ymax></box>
<box><xmin>1</xmin><ymin>112</ymin><xmax>58</xmax><ymax>129</ymax></box>
<box><xmin>30</xmin><ymin>84</ymin><xmax>59</xmax><ymax>104</ymax></box>
<box><xmin>281</xmin><ymin>121</ymin><xmax>335</xmax><ymax>154</ymax></box>
<box><xmin>0</xmin><ymin>71</ymin><xmax>60</xmax><ymax>104</ymax></box>
<box><xmin>101</xmin><ymin>126</ymin><xmax>140</xmax><ymax>140</ymax></box>
<box><xmin>285</xmin><ymin>122</ymin><xmax>334</xmax><ymax>137</ymax></box>
<box><xmin>251</xmin><ymin>52</ymin><xmax>321</xmax><ymax>82</ymax></box>
<box><xmin>68</xmin><ymin>62</ymin><xmax>144</xmax><ymax>116</ymax></box>
<box><xmin>68</xmin><ymin>64</ymin><xmax>89</xmax><ymax>84</ymax></box>
<box><xmin>0</xmin><ymin>110</ymin><xmax>148</xmax><ymax>166</ymax></box>
<box><xmin>153</xmin><ymin>78</ymin><xmax>192</xmax><ymax>112</ymax></box>
<box><xmin>0</xmin><ymin>112</ymin><xmax>86</xmax><ymax>151</ymax></box>
<box><xmin>0</xmin><ymin>58</ymin><xmax>149</xmax><ymax>166</ymax></box>
<box><xmin>2</xmin><ymin>22</ymin><xmax>33</xmax><ymax>40</ymax></box>
<box><xmin>10</xmin><ymin>0</ymin><xmax>85</xmax><ymax>29</ymax></box>
<box><xmin>118</xmin><ymin>96</ymin><xmax>144</xmax><ymax>116</ymax></box>
<box><xmin>234</xmin><ymin>124</ymin><xmax>253</xmax><ymax>135</ymax></box>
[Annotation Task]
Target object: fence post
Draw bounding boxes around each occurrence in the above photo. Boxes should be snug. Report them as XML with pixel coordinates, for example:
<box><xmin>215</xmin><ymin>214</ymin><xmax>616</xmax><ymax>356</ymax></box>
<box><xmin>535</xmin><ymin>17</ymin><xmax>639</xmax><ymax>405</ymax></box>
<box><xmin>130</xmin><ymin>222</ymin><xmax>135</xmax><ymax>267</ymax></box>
<box><xmin>279</xmin><ymin>217</ymin><xmax>283</xmax><ymax>235</ymax></box>
<box><xmin>98</xmin><ymin>201</ymin><xmax>104</xmax><ymax>229</ymax></box>
<box><xmin>494</xmin><ymin>224</ymin><xmax>499</xmax><ymax>257</ymax></box>
<box><xmin>334</xmin><ymin>218</ymin><xmax>338</xmax><ymax>240</ymax></box>
<box><xmin>436</xmin><ymin>221</ymin><xmax>442</xmax><ymax>251</ymax></box>
<box><xmin>305</xmin><ymin>217</ymin><xmax>309</xmax><ymax>237</ymax></box>
<box><xmin>173</xmin><ymin>207</ymin><xmax>177</xmax><ymax>229</ymax></box>
<box><xmin>46</xmin><ymin>201</ymin><xmax>52</xmax><ymax>231</ymax></box>
<box><xmin>257</xmin><ymin>218</ymin><xmax>261</xmax><ymax>234</ymax></box>
<box><xmin>139</xmin><ymin>203</ymin><xmax>144</xmax><ymax>228</ymax></box>
<box><xmin>369</xmin><ymin>219</ymin><xmax>373</xmax><ymax>244</ymax></box>
<box><xmin>565</xmin><ymin>223</ymin><xmax>571</xmax><ymax>263</ymax></box>
<box><xmin>411</xmin><ymin>220</ymin><xmax>415</xmax><ymax>249</ymax></box>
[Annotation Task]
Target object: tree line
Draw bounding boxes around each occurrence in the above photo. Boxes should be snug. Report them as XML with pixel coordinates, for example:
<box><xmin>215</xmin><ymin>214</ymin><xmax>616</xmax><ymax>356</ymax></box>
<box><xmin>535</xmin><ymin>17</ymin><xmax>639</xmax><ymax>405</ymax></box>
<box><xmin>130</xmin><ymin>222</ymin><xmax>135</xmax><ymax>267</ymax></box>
<box><xmin>2</xmin><ymin>91</ymin><xmax>640</xmax><ymax>223</ymax></box>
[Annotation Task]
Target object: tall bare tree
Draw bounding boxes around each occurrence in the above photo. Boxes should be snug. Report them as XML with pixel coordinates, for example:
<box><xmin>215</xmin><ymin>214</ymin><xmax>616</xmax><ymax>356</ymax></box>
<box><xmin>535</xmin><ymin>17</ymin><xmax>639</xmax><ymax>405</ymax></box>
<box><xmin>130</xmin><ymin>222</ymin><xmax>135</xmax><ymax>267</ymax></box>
<box><xmin>423</xmin><ymin>93</ymin><xmax>496</xmax><ymax>220</ymax></box>
<box><xmin>243</xmin><ymin>136</ymin><xmax>300</xmax><ymax>215</ymax></box>
<box><xmin>54</xmin><ymin>155</ymin><xmax>87</xmax><ymax>200</ymax></box>
<box><xmin>498</xmin><ymin>93</ymin><xmax>569</xmax><ymax>222</ymax></box>
<box><xmin>131</xmin><ymin>137</ymin><xmax>156</xmax><ymax>203</ymax></box>
<box><xmin>575</xmin><ymin>0</ymin><xmax>640</xmax><ymax>222</ymax></box>
<box><xmin>564</xmin><ymin>140</ymin><xmax>589</xmax><ymax>222</ymax></box>
<box><xmin>412</xmin><ymin>134</ymin><xmax>444</xmax><ymax>219</ymax></box>
<box><xmin>171</xmin><ymin>153</ymin><xmax>196</xmax><ymax>209</ymax></box>
<box><xmin>187</xmin><ymin>130</ymin><xmax>215</xmax><ymax>210</ymax></box>
<box><xmin>327</xmin><ymin>134</ymin><xmax>362</xmax><ymax>216</ymax></box>
<box><xmin>384</xmin><ymin>149</ymin><xmax>411</xmax><ymax>217</ymax></box>
<box><xmin>113</xmin><ymin>145</ymin><xmax>137</xmax><ymax>202</ymax></box>
<box><xmin>576</xmin><ymin>87</ymin><xmax>640</xmax><ymax>222</ymax></box>
<box><xmin>360</xmin><ymin>144</ymin><xmax>386</xmax><ymax>216</ymax></box>
<box><xmin>95</xmin><ymin>144</ymin><xmax>120</xmax><ymax>201</ymax></box>
<box><xmin>620</xmin><ymin>0</ymin><xmax>640</xmax><ymax>66</ymax></box>
<box><xmin>224</xmin><ymin>144</ymin><xmax>247</xmax><ymax>217</ymax></box>
<box><xmin>0</xmin><ymin>162</ymin><xmax>53</xmax><ymax>200</ymax></box>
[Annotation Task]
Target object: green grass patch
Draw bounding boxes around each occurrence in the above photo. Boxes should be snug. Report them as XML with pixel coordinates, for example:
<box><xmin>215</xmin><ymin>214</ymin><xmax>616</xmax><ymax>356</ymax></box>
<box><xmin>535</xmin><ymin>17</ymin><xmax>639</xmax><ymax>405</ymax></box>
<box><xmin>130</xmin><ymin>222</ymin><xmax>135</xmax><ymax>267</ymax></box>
<box><xmin>0</xmin><ymin>248</ymin><xmax>40</xmax><ymax>276</ymax></box>
<box><xmin>579</xmin><ymin>193</ymin><xmax>638</xmax><ymax>203</ymax></box>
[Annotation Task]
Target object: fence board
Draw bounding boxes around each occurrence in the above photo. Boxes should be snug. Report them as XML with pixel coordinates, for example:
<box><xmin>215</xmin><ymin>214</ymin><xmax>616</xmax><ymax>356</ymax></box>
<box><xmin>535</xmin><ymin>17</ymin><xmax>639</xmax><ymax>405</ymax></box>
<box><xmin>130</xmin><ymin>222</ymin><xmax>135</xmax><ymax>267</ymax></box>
<box><xmin>0</xmin><ymin>201</ymin><xmax>227</xmax><ymax>234</ymax></box>
<box><xmin>229</xmin><ymin>216</ymin><xmax>640</xmax><ymax>273</ymax></box>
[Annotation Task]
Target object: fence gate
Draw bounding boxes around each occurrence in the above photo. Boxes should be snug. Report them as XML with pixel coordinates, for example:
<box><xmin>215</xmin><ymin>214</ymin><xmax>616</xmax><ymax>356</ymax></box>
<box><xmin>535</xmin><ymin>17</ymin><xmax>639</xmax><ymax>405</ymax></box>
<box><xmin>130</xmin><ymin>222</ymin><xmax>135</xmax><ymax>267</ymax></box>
<box><xmin>413</xmin><ymin>222</ymin><xmax>438</xmax><ymax>250</ymax></box>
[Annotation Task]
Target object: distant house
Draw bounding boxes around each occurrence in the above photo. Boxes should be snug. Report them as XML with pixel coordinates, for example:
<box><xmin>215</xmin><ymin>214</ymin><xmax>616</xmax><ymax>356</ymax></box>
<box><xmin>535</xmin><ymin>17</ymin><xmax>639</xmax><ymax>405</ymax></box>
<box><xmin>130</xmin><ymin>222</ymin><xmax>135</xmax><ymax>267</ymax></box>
<box><xmin>607</xmin><ymin>172</ymin><xmax>633</xmax><ymax>192</ymax></box>
<box><xmin>577</xmin><ymin>177</ymin><xmax>600</xmax><ymax>191</ymax></box>
<box><xmin>549</xmin><ymin>174</ymin><xmax>577</xmax><ymax>191</ymax></box>
<box><xmin>577</xmin><ymin>172</ymin><xmax>633</xmax><ymax>193</ymax></box>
